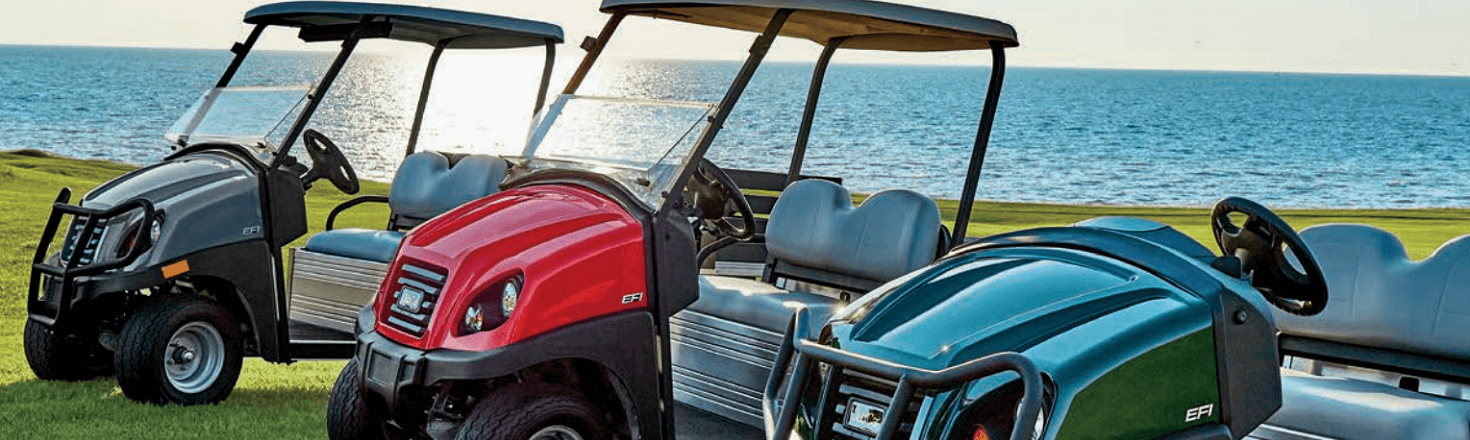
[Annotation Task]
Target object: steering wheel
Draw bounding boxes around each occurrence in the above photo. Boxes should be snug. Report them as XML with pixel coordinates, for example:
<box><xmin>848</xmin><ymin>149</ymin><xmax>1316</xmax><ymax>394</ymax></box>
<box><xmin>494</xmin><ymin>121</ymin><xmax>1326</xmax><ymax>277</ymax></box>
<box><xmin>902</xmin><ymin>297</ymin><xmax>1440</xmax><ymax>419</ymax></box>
<box><xmin>685</xmin><ymin>158</ymin><xmax>756</xmax><ymax>241</ymax></box>
<box><xmin>301</xmin><ymin>129</ymin><xmax>360</xmax><ymax>195</ymax></box>
<box><xmin>1211</xmin><ymin>196</ymin><xmax>1328</xmax><ymax>316</ymax></box>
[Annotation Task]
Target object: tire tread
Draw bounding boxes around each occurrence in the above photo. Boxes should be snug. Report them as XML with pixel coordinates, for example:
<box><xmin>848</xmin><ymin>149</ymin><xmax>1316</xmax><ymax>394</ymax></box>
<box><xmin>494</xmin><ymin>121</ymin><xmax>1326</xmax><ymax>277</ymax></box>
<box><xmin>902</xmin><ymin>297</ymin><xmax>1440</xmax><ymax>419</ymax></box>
<box><xmin>114</xmin><ymin>294</ymin><xmax>242</xmax><ymax>405</ymax></box>
<box><xmin>455</xmin><ymin>383</ymin><xmax>606</xmax><ymax>440</ymax></box>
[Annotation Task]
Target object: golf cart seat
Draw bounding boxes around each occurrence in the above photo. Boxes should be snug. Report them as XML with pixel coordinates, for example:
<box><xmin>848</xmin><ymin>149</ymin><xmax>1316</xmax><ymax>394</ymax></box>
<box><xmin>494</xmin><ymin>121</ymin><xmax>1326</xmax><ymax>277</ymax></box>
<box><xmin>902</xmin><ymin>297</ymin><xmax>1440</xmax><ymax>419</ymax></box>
<box><xmin>290</xmin><ymin>151</ymin><xmax>507</xmax><ymax>333</ymax></box>
<box><xmin>672</xmin><ymin>179</ymin><xmax>942</xmax><ymax>427</ymax></box>
<box><xmin>1248</xmin><ymin>224</ymin><xmax>1470</xmax><ymax>440</ymax></box>
<box><xmin>302</xmin><ymin>151</ymin><xmax>509</xmax><ymax>262</ymax></box>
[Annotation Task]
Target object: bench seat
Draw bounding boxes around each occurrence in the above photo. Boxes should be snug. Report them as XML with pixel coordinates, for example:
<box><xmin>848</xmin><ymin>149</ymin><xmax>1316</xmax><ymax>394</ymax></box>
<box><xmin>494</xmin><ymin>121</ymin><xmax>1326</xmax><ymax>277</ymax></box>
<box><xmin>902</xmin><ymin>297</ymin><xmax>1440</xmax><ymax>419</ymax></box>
<box><xmin>672</xmin><ymin>179</ymin><xmax>942</xmax><ymax>427</ymax></box>
<box><xmin>303</xmin><ymin>229</ymin><xmax>404</xmax><ymax>263</ymax></box>
<box><xmin>1255</xmin><ymin>369</ymin><xmax>1470</xmax><ymax>440</ymax></box>
<box><xmin>1248</xmin><ymin>224</ymin><xmax>1470</xmax><ymax>440</ymax></box>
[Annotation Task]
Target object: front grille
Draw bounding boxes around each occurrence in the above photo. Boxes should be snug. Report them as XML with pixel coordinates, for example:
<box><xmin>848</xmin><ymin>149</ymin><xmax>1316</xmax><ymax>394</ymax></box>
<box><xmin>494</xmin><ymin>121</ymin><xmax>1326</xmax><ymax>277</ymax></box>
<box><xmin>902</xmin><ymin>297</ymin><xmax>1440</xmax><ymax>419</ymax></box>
<box><xmin>827</xmin><ymin>370</ymin><xmax>923</xmax><ymax>440</ymax></box>
<box><xmin>384</xmin><ymin>260</ymin><xmax>447</xmax><ymax>337</ymax></box>
<box><xmin>59</xmin><ymin>218</ymin><xmax>106</xmax><ymax>267</ymax></box>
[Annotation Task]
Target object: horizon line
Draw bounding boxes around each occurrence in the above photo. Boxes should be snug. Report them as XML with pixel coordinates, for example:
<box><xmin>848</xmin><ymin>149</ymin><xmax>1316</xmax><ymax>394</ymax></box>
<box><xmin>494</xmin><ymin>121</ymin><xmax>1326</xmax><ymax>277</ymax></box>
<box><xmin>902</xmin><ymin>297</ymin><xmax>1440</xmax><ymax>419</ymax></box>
<box><xmin>3</xmin><ymin>42</ymin><xmax>1467</xmax><ymax>79</ymax></box>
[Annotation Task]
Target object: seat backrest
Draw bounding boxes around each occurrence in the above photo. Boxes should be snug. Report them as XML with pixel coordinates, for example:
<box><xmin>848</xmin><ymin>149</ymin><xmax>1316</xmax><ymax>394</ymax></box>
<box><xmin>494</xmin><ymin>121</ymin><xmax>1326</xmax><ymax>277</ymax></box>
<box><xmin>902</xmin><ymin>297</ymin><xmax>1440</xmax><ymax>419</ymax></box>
<box><xmin>703</xmin><ymin>169</ymin><xmax>842</xmax><ymax>271</ymax></box>
<box><xmin>764</xmin><ymin>179</ymin><xmax>941</xmax><ymax>292</ymax></box>
<box><xmin>387</xmin><ymin>152</ymin><xmax>508</xmax><ymax>229</ymax></box>
<box><xmin>1276</xmin><ymin>224</ymin><xmax>1470</xmax><ymax>361</ymax></box>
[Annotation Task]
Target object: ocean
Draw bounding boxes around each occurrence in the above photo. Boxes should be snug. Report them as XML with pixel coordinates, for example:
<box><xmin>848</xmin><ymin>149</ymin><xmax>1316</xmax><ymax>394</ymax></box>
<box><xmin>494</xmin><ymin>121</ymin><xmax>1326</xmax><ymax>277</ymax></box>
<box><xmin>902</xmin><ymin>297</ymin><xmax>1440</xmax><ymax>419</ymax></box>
<box><xmin>3</xmin><ymin>44</ymin><xmax>1468</xmax><ymax>209</ymax></box>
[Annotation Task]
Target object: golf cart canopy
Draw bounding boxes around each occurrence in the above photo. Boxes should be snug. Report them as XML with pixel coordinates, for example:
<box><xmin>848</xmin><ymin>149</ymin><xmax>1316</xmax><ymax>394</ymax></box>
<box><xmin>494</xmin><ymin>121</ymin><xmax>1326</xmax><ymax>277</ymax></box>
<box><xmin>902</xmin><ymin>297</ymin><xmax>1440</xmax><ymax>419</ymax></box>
<box><xmin>245</xmin><ymin>1</ymin><xmax>564</xmax><ymax>49</ymax></box>
<box><xmin>600</xmin><ymin>0</ymin><xmax>1016</xmax><ymax>51</ymax></box>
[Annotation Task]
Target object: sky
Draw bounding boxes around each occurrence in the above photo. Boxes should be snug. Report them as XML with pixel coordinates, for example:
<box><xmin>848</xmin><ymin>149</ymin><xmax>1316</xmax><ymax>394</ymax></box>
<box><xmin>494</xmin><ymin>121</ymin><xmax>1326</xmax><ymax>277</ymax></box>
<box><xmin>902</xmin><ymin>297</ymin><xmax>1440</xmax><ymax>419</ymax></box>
<box><xmin>3</xmin><ymin>0</ymin><xmax>1467</xmax><ymax>76</ymax></box>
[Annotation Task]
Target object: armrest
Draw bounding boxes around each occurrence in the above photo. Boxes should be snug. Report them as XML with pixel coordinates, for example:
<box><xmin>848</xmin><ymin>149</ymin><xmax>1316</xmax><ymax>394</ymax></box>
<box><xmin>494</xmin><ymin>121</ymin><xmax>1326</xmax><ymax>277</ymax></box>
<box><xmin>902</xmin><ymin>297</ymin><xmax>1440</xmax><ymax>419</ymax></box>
<box><xmin>325</xmin><ymin>195</ymin><xmax>390</xmax><ymax>230</ymax></box>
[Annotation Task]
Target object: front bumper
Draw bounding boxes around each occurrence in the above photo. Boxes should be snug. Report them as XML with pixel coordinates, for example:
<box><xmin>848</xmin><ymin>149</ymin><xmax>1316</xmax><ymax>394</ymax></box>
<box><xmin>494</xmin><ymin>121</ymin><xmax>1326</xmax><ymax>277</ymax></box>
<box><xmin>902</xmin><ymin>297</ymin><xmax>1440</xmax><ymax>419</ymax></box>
<box><xmin>353</xmin><ymin>308</ymin><xmax>661</xmax><ymax>418</ymax></box>
<box><xmin>765</xmin><ymin>309</ymin><xmax>1046</xmax><ymax>440</ymax></box>
<box><xmin>28</xmin><ymin>188</ymin><xmax>157</xmax><ymax>330</ymax></box>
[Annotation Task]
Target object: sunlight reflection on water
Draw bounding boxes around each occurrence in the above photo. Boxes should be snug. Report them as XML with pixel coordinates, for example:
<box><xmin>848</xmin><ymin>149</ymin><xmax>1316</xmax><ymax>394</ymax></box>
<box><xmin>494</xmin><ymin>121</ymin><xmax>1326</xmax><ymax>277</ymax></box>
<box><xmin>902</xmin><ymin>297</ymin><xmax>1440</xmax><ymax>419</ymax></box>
<box><xmin>5</xmin><ymin>45</ymin><xmax>1470</xmax><ymax>208</ymax></box>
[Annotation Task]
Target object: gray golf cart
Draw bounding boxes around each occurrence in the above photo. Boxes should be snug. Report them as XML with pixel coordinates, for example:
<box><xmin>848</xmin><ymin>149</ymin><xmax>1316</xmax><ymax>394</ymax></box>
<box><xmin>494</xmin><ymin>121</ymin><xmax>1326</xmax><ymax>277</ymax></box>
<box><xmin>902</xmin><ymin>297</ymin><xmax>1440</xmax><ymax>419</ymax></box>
<box><xmin>23</xmin><ymin>1</ymin><xmax>561</xmax><ymax>405</ymax></box>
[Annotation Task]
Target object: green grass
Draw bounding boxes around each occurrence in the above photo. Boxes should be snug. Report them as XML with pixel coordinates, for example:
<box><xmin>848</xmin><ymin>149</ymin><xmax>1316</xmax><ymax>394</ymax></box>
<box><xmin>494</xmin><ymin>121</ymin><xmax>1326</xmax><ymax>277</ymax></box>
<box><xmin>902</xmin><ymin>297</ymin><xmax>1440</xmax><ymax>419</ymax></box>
<box><xmin>0</xmin><ymin>150</ymin><xmax>1466</xmax><ymax>438</ymax></box>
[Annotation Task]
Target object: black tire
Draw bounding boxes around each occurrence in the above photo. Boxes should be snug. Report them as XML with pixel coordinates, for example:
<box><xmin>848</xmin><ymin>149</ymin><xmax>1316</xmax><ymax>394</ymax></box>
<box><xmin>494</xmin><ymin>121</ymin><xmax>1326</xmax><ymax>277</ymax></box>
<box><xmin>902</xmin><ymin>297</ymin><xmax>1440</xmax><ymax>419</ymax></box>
<box><xmin>327</xmin><ymin>357</ymin><xmax>389</xmax><ymax>440</ymax></box>
<box><xmin>454</xmin><ymin>383</ymin><xmax>607</xmax><ymax>440</ymax></box>
<box><xmin>23</xmin><ymin>319</ymin><xmax>108</xmax><ymax>381</ymax></box>
<box><xmin>115</xmin><ymin>294</ymin><xmax>243</xmax><ymax>405</ymax></box>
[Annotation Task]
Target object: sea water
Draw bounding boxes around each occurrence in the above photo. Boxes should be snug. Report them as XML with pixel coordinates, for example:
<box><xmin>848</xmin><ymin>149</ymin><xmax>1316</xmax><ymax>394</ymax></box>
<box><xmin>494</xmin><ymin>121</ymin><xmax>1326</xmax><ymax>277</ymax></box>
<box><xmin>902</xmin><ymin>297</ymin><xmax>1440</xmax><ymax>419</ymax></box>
<box><xmin>3</xmin><ymin>45</ymin><xmax>1468</xmax><ymax>208</ymax></box>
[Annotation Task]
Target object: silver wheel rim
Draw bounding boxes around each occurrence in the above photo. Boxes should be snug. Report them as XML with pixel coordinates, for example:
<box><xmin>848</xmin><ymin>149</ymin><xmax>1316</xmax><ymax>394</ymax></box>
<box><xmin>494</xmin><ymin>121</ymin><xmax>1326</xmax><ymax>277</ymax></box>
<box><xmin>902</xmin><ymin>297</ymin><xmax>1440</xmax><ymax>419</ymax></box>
<box><xmin>164</xmin><ymin>321</ymin><xmax>225</xmax><ymax>394</ymax></box>
<box><xmin>529</xmin><ymin>425</ymin><xmax>584</xmax><ymax>440</ymax></box>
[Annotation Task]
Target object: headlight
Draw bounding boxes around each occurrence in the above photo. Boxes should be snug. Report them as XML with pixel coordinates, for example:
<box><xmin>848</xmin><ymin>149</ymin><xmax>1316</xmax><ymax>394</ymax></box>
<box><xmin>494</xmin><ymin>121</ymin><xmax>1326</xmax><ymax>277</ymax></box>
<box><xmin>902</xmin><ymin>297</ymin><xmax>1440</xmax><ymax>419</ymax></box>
<box><xmin>150</xmin><ymin>211</ymin><xmax>165</xmax><ymax>243</ymax></box>
<box><xmin>501</xmin><ymin>280</ymin><xmax>519</xmax><ymax>318</ymax></box>
<box><xmin>464</xmin><ymin>304</ymin><xmax>485</xmax><ymax>332</ymax></box>
<box><xmin>459</xmin><ymin>274</ymin><xmax>523</xmax><ymax>335</ymax></box>
<box><xmin>113</xmin><ymin>210</ymin><xmax>164</xmax><ymax>260</ymax></box>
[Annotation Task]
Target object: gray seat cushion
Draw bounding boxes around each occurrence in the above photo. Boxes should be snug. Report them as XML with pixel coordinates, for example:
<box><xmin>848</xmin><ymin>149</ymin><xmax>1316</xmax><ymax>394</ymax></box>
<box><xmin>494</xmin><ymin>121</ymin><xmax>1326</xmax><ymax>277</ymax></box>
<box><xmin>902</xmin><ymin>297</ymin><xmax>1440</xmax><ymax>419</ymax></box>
<box><xmin>303</xmin><ymin>229</ymin><xmax>405</xmax><ymax>263</ymax></box>
<box><xmin>1278</xmin><ymin>224</ymin><xmax>1470</xmax><ymax>360</ymax></box>
<box><xmin>1258</xmin><ymin>369</ymin><xmax>1470</xmax><ymax>440</ymax></box>
<box><xmin>303</xmin><ymin>152</ymin><xmax>506</xmax><ymax>264</ymax></box>
<box><xmin>389</xmin><ymin>152</ymin><xmax>507</xmax><ymax>223</ymax></box>
<box><xmin>765</xmin><ymin>180</ymin><xmax>940</xmax><ymax>283</ymax></box>
<box><xmin>690</xmin><ymin>275</ymin><xmax>842</xmax><ymax>337</ymax></box>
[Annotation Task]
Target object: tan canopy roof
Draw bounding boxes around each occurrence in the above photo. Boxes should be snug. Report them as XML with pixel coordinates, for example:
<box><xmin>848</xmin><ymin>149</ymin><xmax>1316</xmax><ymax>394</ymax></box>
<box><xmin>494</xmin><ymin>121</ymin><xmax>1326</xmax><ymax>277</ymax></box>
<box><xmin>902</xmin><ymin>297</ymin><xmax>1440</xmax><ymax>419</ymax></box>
<box><xmin>600</xmin><ymin>0</ymin><xmax>1016</xmax><ymax>51</ymax></box>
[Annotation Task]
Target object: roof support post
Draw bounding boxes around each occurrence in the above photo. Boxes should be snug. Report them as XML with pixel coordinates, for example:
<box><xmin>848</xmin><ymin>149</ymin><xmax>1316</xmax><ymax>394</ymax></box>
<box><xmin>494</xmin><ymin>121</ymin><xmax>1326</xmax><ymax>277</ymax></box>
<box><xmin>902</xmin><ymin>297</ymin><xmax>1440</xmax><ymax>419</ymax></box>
<box><xmin>950</xmin><ymin>42</ymin><xmax>1007</xmax><ymax>245</ymax></box>
<box><xmin>216</xmin><ymin>24</ymin><xmax>266</xmax><ymax>88</ymax></box>
<box><xmin>658</xmin><ymin>8</ymin><xmax>793</xmax><ymax>216</ymax></box>
<box><xmin>535</xmin><ymin>38</ymin><xmax>557</xmax><ymax>114</ymax></box>
<box><xmin>562</xmin><ymin>12</ymin><xmax>626</xmax><ymax>95</ymax></box>
<box><xmin>271</xmin><ymin>22</ymin><xmax>368</xmax><ymax>169</ymax></box>
<box><xmin>405</xmin><ymin>40</ymin><xmax>448</xmax><ymax>156</ymax></box>
<box><xmin>785</xmin><ymin>36</ymin><xmax>847</xmax><ymax>188</ymax></box>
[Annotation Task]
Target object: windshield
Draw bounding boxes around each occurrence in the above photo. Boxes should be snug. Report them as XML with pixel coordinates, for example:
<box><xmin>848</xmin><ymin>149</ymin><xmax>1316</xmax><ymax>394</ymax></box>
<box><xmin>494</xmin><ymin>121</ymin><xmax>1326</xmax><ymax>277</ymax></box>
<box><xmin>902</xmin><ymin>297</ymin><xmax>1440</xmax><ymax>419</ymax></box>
<box><xmin>164</xmin><ymin>85</ymin><xmax>309</xmax><ymax>158</ymax></box>
<box><xmin>521</xmin><ymin>95</ymin><xmax>715</xmax><ymax>208</ymax></box>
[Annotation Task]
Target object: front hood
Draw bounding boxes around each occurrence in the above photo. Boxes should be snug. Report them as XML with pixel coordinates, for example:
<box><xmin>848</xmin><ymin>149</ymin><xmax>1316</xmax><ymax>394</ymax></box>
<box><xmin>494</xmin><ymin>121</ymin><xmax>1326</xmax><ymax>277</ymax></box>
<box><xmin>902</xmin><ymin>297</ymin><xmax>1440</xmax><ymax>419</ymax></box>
<box><xmin>403</xmin><ymin>185</ymin><xmax>634</xmax><ymax>260</ymax></box>
<box><xmin>84</xmin><ymin>152</ymin><xmax>251</xmax><ymax>208</ymax></box>
<box><xmin>379</xmin><ymin>183</ymin><xmax>647</xmax><ymax>351</ymax></box>
<box><xmin>829</xmin><ymin>247</ymin><xmax>1190</xmax><ymax>369</ymax></box>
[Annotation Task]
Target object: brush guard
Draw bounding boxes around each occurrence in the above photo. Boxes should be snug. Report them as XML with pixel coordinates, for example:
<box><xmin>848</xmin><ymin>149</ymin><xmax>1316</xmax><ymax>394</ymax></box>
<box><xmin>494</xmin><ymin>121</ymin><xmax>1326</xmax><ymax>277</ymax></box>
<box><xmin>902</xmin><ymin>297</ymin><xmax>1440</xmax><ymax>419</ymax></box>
<box><xmin>763</xmin><ymin>308</ymin><xmax>1045</xmax><ymax>440</ymax></box>
<box><xmin>28</xmin><ymin>188</ymin><xmax>155</xmax><ymax>330</ymax></box>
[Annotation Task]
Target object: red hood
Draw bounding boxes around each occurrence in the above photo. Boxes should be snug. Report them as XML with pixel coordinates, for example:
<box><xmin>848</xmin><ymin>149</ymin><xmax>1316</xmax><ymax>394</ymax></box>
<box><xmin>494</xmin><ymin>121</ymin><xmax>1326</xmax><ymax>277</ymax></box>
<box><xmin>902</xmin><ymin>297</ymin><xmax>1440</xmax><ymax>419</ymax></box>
<box><xmin>375</xmin><ymin>183</ymin><xmax>648</xmax><ymax>351</ymax></box>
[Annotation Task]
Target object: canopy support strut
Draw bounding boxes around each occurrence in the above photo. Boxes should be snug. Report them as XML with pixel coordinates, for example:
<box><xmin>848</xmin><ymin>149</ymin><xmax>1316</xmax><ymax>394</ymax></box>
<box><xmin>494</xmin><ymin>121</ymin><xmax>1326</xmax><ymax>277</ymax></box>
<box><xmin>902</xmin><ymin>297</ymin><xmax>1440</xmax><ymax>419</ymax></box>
<box><xmin>535</xmin><ymin>39</ymin><xmax>557</xmax><ymax>114</ymax></box>
<box><xmin>563</xmin><ymin>12</ymin><xmax>626</xmax><ymax>96</ymax></box>
<box><xmin>785</xmin><ymin>36</ymin><xmax>847</xmax><ymax>188</ymax></box>
<box><xmin>406</xmin><ymin>41</ymin><xmax>447</xmax><ymax>156</ymax></box>
<box><xmin>951</xmin><ymin>42</ymin><xmax>1007</xmax><ymax>246</ymax></box>
<box><xmin>271</xmin><ymin>19</ymin><xmax>369</xmax><ymax>169</ymax></box>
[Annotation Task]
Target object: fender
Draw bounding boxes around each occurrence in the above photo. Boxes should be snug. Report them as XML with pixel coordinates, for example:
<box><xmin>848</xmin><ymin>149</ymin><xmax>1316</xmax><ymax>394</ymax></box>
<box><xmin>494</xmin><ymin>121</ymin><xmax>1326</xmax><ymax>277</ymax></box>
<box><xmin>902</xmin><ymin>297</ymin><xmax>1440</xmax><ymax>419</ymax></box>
<box><xmin>356</xmin><ymin>310</ymin><xmax>665</xmax><ymax>440</ymax></box>
<box><xmin>53</xmin><ymin>239</ymin><xmax>284</xmax><ymax>361</ymax></box>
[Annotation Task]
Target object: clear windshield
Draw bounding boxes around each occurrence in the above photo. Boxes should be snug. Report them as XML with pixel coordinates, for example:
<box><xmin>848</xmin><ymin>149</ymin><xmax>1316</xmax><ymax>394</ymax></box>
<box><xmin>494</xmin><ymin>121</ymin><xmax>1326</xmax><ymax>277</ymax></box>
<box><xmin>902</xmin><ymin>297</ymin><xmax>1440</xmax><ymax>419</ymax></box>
<box><xmin>520</xmin><ymin>95</ymin><xmax>716</xmax><ymax>208</ymax></box>
<box><xmin>164</xmin><ymin>85</ymin><xmax>309</xmax><ymax>157</ymax></box>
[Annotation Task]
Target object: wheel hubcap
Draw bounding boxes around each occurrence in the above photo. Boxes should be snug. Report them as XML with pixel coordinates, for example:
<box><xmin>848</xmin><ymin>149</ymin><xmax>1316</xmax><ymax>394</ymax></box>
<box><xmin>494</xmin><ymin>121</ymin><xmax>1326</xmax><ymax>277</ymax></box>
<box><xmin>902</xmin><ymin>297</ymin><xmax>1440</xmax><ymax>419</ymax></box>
<box><xmin>529</xmin><ymin>425</ymin><xmax>584</xmax><ymax>440</ymax></box>
<box><xmin>163</xmin><ymin>322</ymin><xmax>224</xmax><ymax>394</ymax></box>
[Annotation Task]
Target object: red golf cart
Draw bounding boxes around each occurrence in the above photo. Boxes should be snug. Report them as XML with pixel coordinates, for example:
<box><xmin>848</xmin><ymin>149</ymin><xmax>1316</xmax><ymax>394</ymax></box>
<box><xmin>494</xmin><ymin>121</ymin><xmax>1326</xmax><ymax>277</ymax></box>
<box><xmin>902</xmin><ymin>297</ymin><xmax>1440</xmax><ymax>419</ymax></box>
<box><xmin>328</xmin><ymin>0</ymin><xmax>1020</xmax><ymax>439</ymax></box>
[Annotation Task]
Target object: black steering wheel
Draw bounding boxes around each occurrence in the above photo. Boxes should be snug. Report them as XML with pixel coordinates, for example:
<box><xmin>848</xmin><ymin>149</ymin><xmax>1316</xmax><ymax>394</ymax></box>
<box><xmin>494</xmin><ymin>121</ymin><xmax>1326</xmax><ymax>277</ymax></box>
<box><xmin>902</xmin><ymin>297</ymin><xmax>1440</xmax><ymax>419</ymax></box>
<box><xmin>301</xmin><ymin>129</ymin><xmax>360</xmax><ymax>195</ymax></box>
<box><xmin>1211</xmin><ymin>196</ymin><xmax>1327</xmax><ymax>316</ymax></box>
<box><xmin>685</xmin><ymin>158</ymin><xmax>756</xmax><ymax>241</ymax></box>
